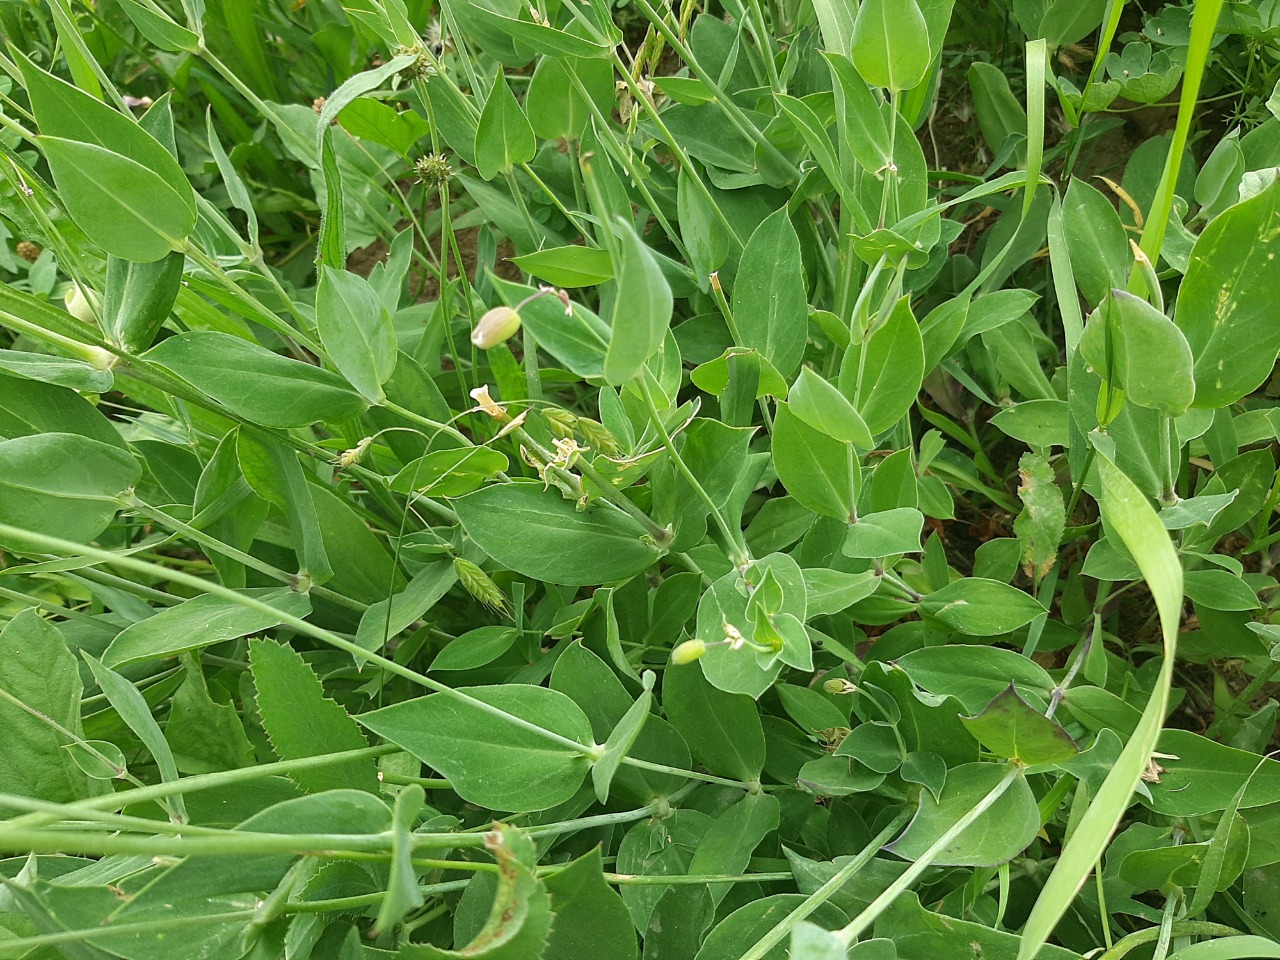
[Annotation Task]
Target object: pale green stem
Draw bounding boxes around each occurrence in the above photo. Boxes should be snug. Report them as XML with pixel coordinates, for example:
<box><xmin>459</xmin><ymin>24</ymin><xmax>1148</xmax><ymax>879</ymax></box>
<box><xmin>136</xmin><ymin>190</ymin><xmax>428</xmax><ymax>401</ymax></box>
<box><xmin>636</xmin><ymin>376</ymin><xmax>750</xmax><ymax>568</ymax></box>
<box><xmin>0</xmin><ymin>523</ymin><xmax>596</xmax><ymax>758</ymax></box>
<box><xmin>741</xmin><ymin>810</ymin><xmax>911</xmax><ymax>960</ymax></box>
<box><xmin>836</xmin><ymin>765</ymin><xmax>1020</xmax><ymax>945</ymax></box>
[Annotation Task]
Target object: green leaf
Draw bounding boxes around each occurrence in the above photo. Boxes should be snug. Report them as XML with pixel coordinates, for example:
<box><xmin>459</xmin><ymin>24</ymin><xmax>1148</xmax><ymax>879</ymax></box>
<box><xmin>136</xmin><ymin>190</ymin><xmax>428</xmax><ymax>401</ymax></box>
<box><xmin>678</xmin><ymin>164</ymin><xmax>731</xmax><ymax>281</ymax></box>
<box><xmin>249</xmin><ymin>639</ymin><xmax>378</xmax><ymax>794</ymax></box>
<box><xmin>840</xmin><ymin>296</ymin><xmax>925</xmax><ymax>435</ymax></box>
<box><xmin>432</xmin><ymin>626</ymin><xmax>520</xmax><ymax>671</ymax></box>
<box><xmin>316</xmin><ymin>266</ymin><xmax>398</xmax><ymax>404</ymax></box>
<box><xmin>474</xmin><ymin>71</ymin><xmax>536</xmax><ymax>180</ymax></box>
<box><xmin>691</xmin><ymin>348</ymin><xmax>790</xmax><ymax>399</ymax></box>
<box><xmin>644</xmin><ymin>885</ymin><xmax>715</xmax><ymax>960</ymax></box>
<box><xmin>968</xmin><ymin>62</ymin><xmax>1028</xmax><ymax>164</ymax></box>
<box><xmin>0</xmin><ymin>433</ymin><xmax>139</xmax><ymax>544</ymax></box>
<box><xmin>851</xmin><ymin>0</ymin><xmax>932</xmax><ymax>92</ymax></box>
<box><xmin>37</xmin><ymin>137</ymin><xmax>194</xmax><ymax>262</ymax></box>
<box><xmin>145</xmin><ymin>332</ymin><xmax>369</xmax><ymax>428</ymax></box>
<box><xmin>835</xmin><ymin>721</ymin><xmax>903</xmax><ymax>773</ymax></box>
<box><xmin>490</xmin><ymin>276</ymin><xmax>610</xmax><ymax>378</ymax></box>
<box><xmin>733</xmin><ymin>208</ymin><xmax>809</xmax><ymax>378</ymax></box>
<box><xmin>511</xmin><ymin>245</ymin><xmax>614</xmax><ymax>287</ymax></box>
<box><xmin>592</xmin><ymin>673</ymin><xmax>654</xmax><ymax>803</ymax></box>
<box><xmin>1062</xmin><ymin>178</ymin><xmax>1130</xmax><ymax>307</ymax></box>
<box><xmin>0</xmin><ymin>350</ymin><xmax>112</xmax><ymax>393</ymax></box>
<box><xmin>772</xmin><ymin>401</ymin><xmax>855</xmax><ymax>521</ymax></box>
<box><xmin>1014</xmin><ymin>451</ymin><xmax>1066</xmax><ymax>580</ymax></box>
<box><xmin>697</xmin><ymin>555</ymin><xmax>807</xmax><ymax>697</ymax></box>
<box><xmin>318</xmin><ymin>127</ymin><xmax>346</xmax><ymax>271</ymax></box>
<box><xmin>1176</xmin><ymin>180</ymin><xmax>1280</xmax><ymax>408</ymax></box>
<box><xmin>961</xmin><ymin>685</ymin><xmax>1078</xmax><ymax>765</ymax></box>
<box><xmin>663</xmin><ymin>660</ymin><xmax>765</xmax><ymax>782</ymax></box>
<box><xmin>355</xmin><ymin>560</ymin><xmax>459</xmax><ymax>653</ymax></box>
<box><xmin>373</xmin><ymin>784</ymin><xmax>426</xmax><ymax>936</ymax></box>
<box><xmin>64</xmin><ymin>738</ymin><xmax>129</xmax><ymax>780</ymax></box>
<box><xmin>238</xmin><ymin>429</ymin><xmax>332</xmax><ymax>584</ymax></box>
<box><xmin>527</xmin><ymin>56</ymin><xmax>614</xmax><ymax>140</ymax></box>
<box><xmin>115</xmin><ymin>0</ymin><xmax>201</xmax><ymax>51</ymax></box>
<box><xmin>165</xmin><ymin>655</ymin><xmax>254</xmax><ymax>774</ymax></box>
<box><xmin>701</xmin><ymin>897</ymin><xmax>847</xmax><ymax>960</ymax></box>
<box><xmin>1079</xmin><ymin>291</ymin><xmax>1195</xmax><ymax>417</ymax></box>
<box><xmin>1167</xmin><ymin>939</ymin><xmax>1280</xmax><ymax>960</ymax></box>
<box><xmin>824</xmin><ymin>52</ymin><xmax>894</xmax><ymax>177</ymax></box>
<box><xmin>790</xmin><ymin>367</ymin><xmax>874</xmax><ymax>447</ymax></box>
<box><xmin>1018</xmin><ymin>445</ymin><xmax>1182</xmax><ymax>960</ymax></box>
<box><xmin>338</xmin><ymin>97</ymin><xmax>430</xmax><ymax>155</ymax></box>
<box><xmin>405</xmin><ymin>826</ymin><xmax>553</xmax><ymax>959</ymax></box>
<box><xmin>83</xmin><ymin>652</ymin><xmax>187</xmax><ymax>822</ymax></box>
<box><xmin>454</xmin><ymin>481</ymin><xmax>663</xmax><ymax>586</ymax></box>
<box><xmin>359</xmin><ymin>684</ymin><xmax>594</xmax><ymax>812</ymax></box>
<box><xmin>0</xmin><ymin>610</ymin><xmax>99</xmax><ymax>802</ymax></box>
<box><xmin>875</xmin><ymin>892</ymin><xmax>1084</xmax><ymax>960</ymax></box>
<box><xmin>688</xmin><ymin>793</ymin><xmax>780</xmax><ymax>904</ymax></box>
<box><xmin>990</xmin><ymin>399</ymin><xmax>1069</xmax><ymax>448</ymax></box>
<box><xmin>390</xmin><ymin>446</ymin><xmax>509</xmax><ymax>497</ymax></box>
<box><xmin>104</xmin><ymin>587</ymin><xmax>313</xmax><ymax>667</ymax></box>
<box><xmin>1145</xmin><ymin>729</ymin><xmax>1280</xmax><ymax>817</ymax></box>
<box><xmin>886</xmin><ymin>762</ymin><xmax>1039</xmax><ymax>866</ymax></box>
<box><xmin>543</xmin><ymin>848</ymin><xmax>637</xmax><ymax>960</ymax></box>
<box><xmin>605</xmin><ymin>218</ymin><xmax>673</xmax><ymax>385</ymax></box>
<box><xmin>804</xmin><ymin>569</ymin><xmax>880</xmax><ymax>616</ymax></box>
<box><xmin>843</xmin><ymin>507</ymin><xmax>925</xmax><ymax>559</ymax></box>
<box><xmin>919</xmin><ymin>578</ymin><xmax>1046</xmax><ymax>636</ymax></box>
<box><xmin>103</xmin><ymin>251</ymin><xmax>184</xmax><ymax>354</ymax></box>
<box><xmin>897</xmin><ymin>645</ymin><xmax>1055</xmax><ymax>714</ymax></box>
<box><xmin>17</xmin><ymin>52</ymin><xmax>195</xmax><ymax>259</ymax></box>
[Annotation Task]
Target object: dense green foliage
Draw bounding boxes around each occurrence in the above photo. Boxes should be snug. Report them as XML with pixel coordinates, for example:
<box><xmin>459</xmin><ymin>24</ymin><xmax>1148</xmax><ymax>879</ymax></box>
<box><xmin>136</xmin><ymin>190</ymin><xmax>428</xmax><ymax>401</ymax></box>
<box><xmin>2</xmin><ymin>0</ymin><xmax>1280</xmax><ymax>958</ymax></box>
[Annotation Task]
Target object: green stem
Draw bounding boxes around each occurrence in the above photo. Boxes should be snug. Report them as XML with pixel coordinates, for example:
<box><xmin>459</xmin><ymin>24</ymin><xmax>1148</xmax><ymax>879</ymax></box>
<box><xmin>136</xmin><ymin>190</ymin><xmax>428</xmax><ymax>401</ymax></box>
<box><xmin>1127</xmin><ymin>0</ymin><xmax>1225</xmax><ymax>298</ymax></box>
<box><xmin>0</xmin><ymin>524</ymin><xmax>597</xmax><ymax>759</ymax></box>
<box><xmin>128</xmin><ymin>496</ymin><xmax>368</xmax><ymax>613</ymax></box>
<box><xmin>0</xmin><ymin>746</ymin><xmax>397</xmax><ymax>832</ymax></box>
<box><xmin>837</xmin><ymin>765</ymin><xmax>1020</xmax><ymax>945</ymax></box>
<box><xmin>1096</xmin><ymin>923</ymin><xmax>1244</xmax><ymax>960</ymax></box>
<box><xmin>741</xmin><ymin>810</ymin><xmax>911</xmax><ymax>960</ymax></box>
<box><xmin>636</xmin><ymin>375</ymin><xmax>750</xmax><ymax>568</ymax></box>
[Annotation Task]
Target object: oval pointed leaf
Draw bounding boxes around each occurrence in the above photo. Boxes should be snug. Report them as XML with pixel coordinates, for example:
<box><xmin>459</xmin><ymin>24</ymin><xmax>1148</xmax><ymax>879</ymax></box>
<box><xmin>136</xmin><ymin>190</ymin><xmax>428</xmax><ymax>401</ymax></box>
<box><xmin>144</xmin><ymin>332</ymin><xmax>369</xmax><ymax>427</ymax></box>
<box><xmin>454</xmin><ymin>481</ymin><xmax>663</xmax><ymax>585</ymax></box>
<box><xmin>359</xmin><ymin>684</ymin><xmax>594</xmax><ymax>812</ymax></box>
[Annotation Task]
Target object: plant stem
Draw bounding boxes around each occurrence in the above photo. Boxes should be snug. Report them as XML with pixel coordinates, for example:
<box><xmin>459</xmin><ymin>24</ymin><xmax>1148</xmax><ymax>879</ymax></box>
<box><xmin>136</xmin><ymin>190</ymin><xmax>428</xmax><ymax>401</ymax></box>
<box><xmin>741</xmin><ymin>810</ymin><xmax>911</xmax><ymax>960</ymax></box>
<box><xmin>636</xmin><ymin>375</ymin><xmax>750</xmax><ymax>568</ymax></box>
<box><xmin>0</xmin><ymin>523</ymin><xmax>598</xmax><ymax>759</ymax></box>
<box><xmin>836</xmin><ymin>765</ymin><xmax>1020</xmax><ymax>945</ymax></box>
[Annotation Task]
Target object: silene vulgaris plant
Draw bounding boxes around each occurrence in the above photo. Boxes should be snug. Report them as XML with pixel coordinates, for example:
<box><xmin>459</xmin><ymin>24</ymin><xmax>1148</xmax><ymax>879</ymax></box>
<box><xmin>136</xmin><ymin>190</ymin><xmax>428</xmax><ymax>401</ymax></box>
<box><xmin>3</xmin><ymin>0</ymin><xmax>1280</xmax><ymax>958</ymax></box>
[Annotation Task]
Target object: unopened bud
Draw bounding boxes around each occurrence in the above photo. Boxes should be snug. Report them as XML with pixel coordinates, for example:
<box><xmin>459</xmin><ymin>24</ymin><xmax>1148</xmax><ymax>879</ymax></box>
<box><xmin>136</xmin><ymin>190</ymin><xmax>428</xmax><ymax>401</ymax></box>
<box><xmin>471</xmin><ymin>306</ymin><xmax>522</xmax><ymax>349</ymax></box>
<box><xmin>823</xmin><ymin>678</ymin><xmax>857</xmax><ymax>695</ymax></box>
<box><xmin>671</xmin><ymin>639</ymin><xmax>706</xmax><ymax>665</ymax></box>
<box><xmin>64</xmin><ymin>284</ymin><xmax>99</xmax><ymax>324</ymax></box>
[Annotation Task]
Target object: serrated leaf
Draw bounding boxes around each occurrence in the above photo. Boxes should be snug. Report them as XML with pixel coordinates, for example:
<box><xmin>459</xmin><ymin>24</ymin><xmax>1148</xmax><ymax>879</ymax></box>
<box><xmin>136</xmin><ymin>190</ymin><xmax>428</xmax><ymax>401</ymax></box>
<box><xmin>249</xmin><ymin>639</ymin><xmax>377</xmax><ymax>794</ymax></box>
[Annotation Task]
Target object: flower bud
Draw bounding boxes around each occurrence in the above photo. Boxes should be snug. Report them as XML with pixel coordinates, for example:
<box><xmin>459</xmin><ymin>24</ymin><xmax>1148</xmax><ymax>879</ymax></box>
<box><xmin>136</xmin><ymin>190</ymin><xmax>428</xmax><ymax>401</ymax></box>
<box><xmin>471</xmin><ymin>306</ymin><xmax>522</xmax><ymax>349</ymax></box>
<box><xmin>64</xmin><ymin>284</ymin><xmax>99</xmax><ymax>324</ymax></box>
<box><xmin>670</xmin><ymin>639</ymin><xmax>707</xmax><ymax>665</ymax></box>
